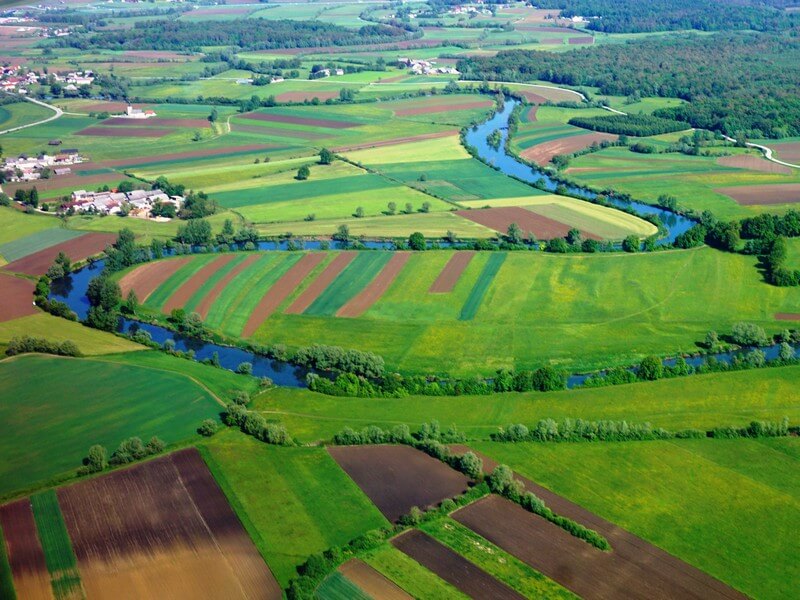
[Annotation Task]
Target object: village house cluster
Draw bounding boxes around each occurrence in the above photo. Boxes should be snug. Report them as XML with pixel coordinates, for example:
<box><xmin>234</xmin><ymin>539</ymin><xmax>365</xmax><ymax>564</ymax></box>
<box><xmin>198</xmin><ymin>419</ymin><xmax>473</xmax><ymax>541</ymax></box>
<box><xmin>69</xmin><ymin>188</ymin><xmax>184</xmax><ymax>218</ymax></box>
<box><xmin>0</xmin><ymin>66</ymin><xmax>92</xmax><ymax>94</ymax></box>
<box><xmin>397</xmin><ymin>57</ymin><xmax>460</xmax><ymax>76</ymax></box>
<box><xmin>2</xmin><ymin>150</ymin><xmax>83</xmax><ymax>182</ymax></box>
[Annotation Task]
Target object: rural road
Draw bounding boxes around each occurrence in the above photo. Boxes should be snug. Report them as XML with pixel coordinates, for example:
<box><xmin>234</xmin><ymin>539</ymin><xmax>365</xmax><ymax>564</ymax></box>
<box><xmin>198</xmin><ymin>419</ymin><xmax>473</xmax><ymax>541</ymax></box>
<box><xmin>0</xmin><ymin>95</ymin><xmax>63</xmax><ymax>136</ymax></box>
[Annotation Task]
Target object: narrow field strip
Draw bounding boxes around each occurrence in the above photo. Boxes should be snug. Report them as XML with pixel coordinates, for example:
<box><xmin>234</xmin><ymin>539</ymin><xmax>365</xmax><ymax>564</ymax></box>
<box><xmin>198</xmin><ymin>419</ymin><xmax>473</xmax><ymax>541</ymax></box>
<box><xmin>0</xmin><ymin>500</ymin><xmax>51</xmax><ymax>600</ymax></box>
<box><xmin>337</xmin><ymin>252</ymin><xmax>411</xmax><ymax>318</ymax></box>
<box><xmin>118</xmin><ymin>257</ymin><xmax>191</xmax><ymax>303</ymax></box>
<box><xmin>391</xmin><ymin>530</ymin><xmax>524</xmax><ymax>600</ymax></box>
<box><xmin>4</xmin><ymin>233</ymin><xmax>117</xmax><ymax>277</ymax></box>
<box><xmin>316</xmin><ymin>571</ymin><xmax>372</xmax><ymax>600</ymax></box>
<box><xmin>241</xmin><ymin>253</ymin><xmax>327</xmax><ymax>337</ymax></box>
<box><xmin>285</xmin><ymin>252</ymin><xmax>356</xmax><ymax>315</ymax></box>
<box><xmin>304</xmin><ymin>253</ymin><xmax>394</xmax><ymax>317</ymax></box>
<box><xmin>338</xmin><ymin>558</ymin><xmax>413</xmax><ymax>600</ymax></box>
<box><xmin>145</xmin><ymin>255</ymin><xmax>218</xmax><ymax>311</ymax></box>
<box><xmin>0</xmin><ymin>274</ymin><xmax>36</xmax><ymax>323</ymax></box>
<box><xmin>0</xmin><ymin>229</ymin><xmax>83</xmax><ymax>264</ymax></box>
<box><xmin>459</xmin><ymin>253</ymin><xmax>507</xmax><ymax>321</ymax></box>
<box><xmin>429</xmin><ymin>252</ymin><xmax>476</xmax><ymax>294</ymax></box>
<box><xmin>183</xmin><ymin>254</ymin><xmax>250</xmax><ymax>314</ymax></box>
<box><xmin>163</xmin><ymin>254</ymin><xmax>238</xmax><ymax>313</ymax></box>
<box><xmin>195</xmin><ymin>254</ymin><xmax>260</xmax><ymax>319</ymax></box>
<box><xmin>30</xmin><ymin>491</ymin><xmax>82</xmax><ymax>600</ymax></box>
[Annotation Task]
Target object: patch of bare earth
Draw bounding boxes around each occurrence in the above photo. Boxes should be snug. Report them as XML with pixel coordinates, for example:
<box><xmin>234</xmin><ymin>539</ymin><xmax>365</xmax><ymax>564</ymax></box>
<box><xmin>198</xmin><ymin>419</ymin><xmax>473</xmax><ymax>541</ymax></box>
<box><xmin>163</xmin><ymin>255</ymin><xmax>238</xmax><ymax>313</ymax></box>
<box><xmin>775</xmin><ymin>313</ymin><xmax>800</xmax><ymax>321</ymax></box>
<box><xmin>57</xmin><ymin>448</ymin><xmax>280</xmax><ymax>600</ymax></box>
<box><xmin>715</xmin><ymin>183</ymin><xmax>800</xmax><ymax>205</ymax></box>
<box><xmin>716</xmin><ymin>155</ymin><xmax>792</xmax><ymax>175</ymax></box>
<box><xmin>0</xmin><ymin>274</ymin><xmax>36</xmax><ymax>322</ymax></box>
<box><xmin>429</xmin><ymin>251</ymin><xmax>475</xmax><ymax>293</ymax></box>
<box><xmin>0</xmin><ymin>500</ymin><xmax>52</xmax><ymax>600</ymax></box>
<box><xmin>327</xmin><ymin>445</ymin><xmax>471</xmax><ymax>523</ymax></box>
<box><xmin>338</xmin><ymin>559</ymin><xmax>412</xmax><ymax>600</ymax></box>
<box><xmin>285</xmin><ymin>252</ymin><xmax>356</xmax><ymax>314</ymax></box>
<box><xmin>457</xmin><ymin>206</ymin><xmax>600</xmax><ymax>240</ymax></box>
<box><xmin>119</xmin><ymin>258</ymin><xmax>191</xmax><ymax>303</ymax></box>
<box><xmin>771</xmin><ymin>142</ymin><xmax>800</xmax><ymax>163</ymax></box>
<box><xmin>521</xmin><ymin>132</ymin><xmax>617</xmax><ymax>166</ymax></box>
<box><xmin>4</xmin><ymin>233</ymin><xmax>116</xmax><ymax>276</ymax></box>
<box><xmin>102</xmin><ymin>117</ymin><xmax>211</xmax><ymax>128</ymax></box>
<box><xmin>275</xmin><ymin>91</ymin><xmax>339</xmax><ymax>103</ymax></box>
<box><xmin>337</xmin><ymin>252</ymin><xmax>410</xmax><ymax>318</ymax></box>
<box><xmin>241</xmin><ymin>253</ymin><xmax>327</xmax><ymax>336</ymax></box>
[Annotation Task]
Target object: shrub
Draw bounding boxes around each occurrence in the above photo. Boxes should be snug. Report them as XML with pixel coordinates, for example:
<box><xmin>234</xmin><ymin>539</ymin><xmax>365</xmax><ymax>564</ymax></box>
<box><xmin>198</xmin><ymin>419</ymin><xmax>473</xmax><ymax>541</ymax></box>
<box><xmin>197</xmin><ymin>419</ymin><xmax>219</xmax><ymax>437</ymax></box>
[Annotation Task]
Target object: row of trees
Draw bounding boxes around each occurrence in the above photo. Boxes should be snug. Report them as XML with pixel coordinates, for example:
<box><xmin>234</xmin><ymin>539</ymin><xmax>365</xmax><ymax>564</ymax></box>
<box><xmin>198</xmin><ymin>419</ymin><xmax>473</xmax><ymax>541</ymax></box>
<box><xmin>492</xmin><ymin>419</ymin><xmax>704</xmax><ymax>443</ymax></box>
<box><xmin>568</xmin><ymin>114</ymin><xmax>688</xmax><ymax>137</ymax></box>
<box><xmin>5</xmin><ymin>335</ymin><xmax>80</xmax><ymax>358</ymax></box>
<box><xmin>78</xmin><ymin>436</ymin><xmax>165</xmax><ymax>475</ymax></box>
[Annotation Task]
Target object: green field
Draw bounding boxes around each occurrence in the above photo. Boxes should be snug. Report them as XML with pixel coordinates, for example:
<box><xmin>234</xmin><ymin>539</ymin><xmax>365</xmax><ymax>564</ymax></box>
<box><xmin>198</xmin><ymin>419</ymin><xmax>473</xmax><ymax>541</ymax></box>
<box><xmin>316</xmin><ymin>572</ymin><xmax>371</xmax><ymax>600</ymax></box>
<box><xmin>473</xmin><ymin>437</ymin><xmax>800</xmax><ymax>600</ymax></box>
<box><xmin>0</xmin><ymin>355</ymin><xmax>222</xmax><ymax>498</ymax></box>
<box><xmin>0</xmin><ymin>101</ymin><xmax>54</xmax><ymax>131</ymax></box>
<box><xmin>459</xmin><ymin>252</ymin><xmax>506</xmax><ymax>320</ymax></box>
<box><xmin>30</xmin><ymin>490</ymin><xmax>82</xmax><ymax>600</ymax></box>
<box><xmin>254</xmin><ymin>365</ymin><xmax>800</xmax><ymax>441</ymax></box>
<box><xmin>200</xmin><ymin>433</ymin><xmax>389</xmax><ymax>586</ymax></box>
<box><xmin>0</xmin><ymin>229</ymin><xmax>86</xmax><ymax>263</ymax></box>
<box><xmin>0</xmin><ymin>207</ymin><xmax>61</xmax><ymax>247</ymax></box>
<box><xmin>362</xmin><ymin>545</ymin><xmax>467</xmax><ymax>600</ymax></box>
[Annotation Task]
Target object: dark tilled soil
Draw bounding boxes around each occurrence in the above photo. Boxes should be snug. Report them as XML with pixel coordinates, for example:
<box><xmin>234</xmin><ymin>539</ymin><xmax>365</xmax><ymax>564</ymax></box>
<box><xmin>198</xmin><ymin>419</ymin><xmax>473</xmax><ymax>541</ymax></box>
<box><xmin>716</xmin><ymin>183</ymin><xmax>800</xmax><ymax>205</ymax></box>
<box><xmin>0</xmin><ymin>499</ymin><xmax>52</xmax><ymax>600</ymax></box>
<box><xmin>337</xmin><ymin>252</ymin><xmax>410</xmax><ymax>317</ymax></box>
<box><xmin>285</xmin><ymin>252</ymin><xmax>356</xmax><ymax>314</ymax></box>
<box><xmin>0</xmin><ymin>274</ymin><xmax>36</xmax><ymax>322</ymax></box>
<box><xmin>429</xmin><ymin>251</ymin><xmax>475</xmax><ymax>293</ymax></box>
<box><xmin>119</xmin><ymin>258</ymin><xmax>191</xmax><ymax>303</ymax></box>
<box><xmin>456</xmin><ymin>206</ymin><xmax>600</xmax><ymax>241</ymax></box>
<box><xmin>4</xmin><ymin>233</ymin><xmax>117</xmax><ymax>276</ymax></box>
<box><xmin>163</xmin><ymin>254</ymin><xmax>237</xmax><ymax>313</ymax></box>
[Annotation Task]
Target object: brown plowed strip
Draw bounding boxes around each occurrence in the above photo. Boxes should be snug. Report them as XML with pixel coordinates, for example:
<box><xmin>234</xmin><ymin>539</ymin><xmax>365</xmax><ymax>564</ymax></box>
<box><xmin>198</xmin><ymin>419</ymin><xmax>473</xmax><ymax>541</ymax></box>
<box><xmin>517</xmin><ymin>90</ymin><xmax>548</xmax><ymax>104</ymax></box>
<box><xmin>450</xmin><ymin>448</ymin><xmax>747</xmax><ymax>600</ymax></box>
<box><xmin>775</xmin><ymin>312</ymin><xmax>800</xmax><ymax>320</ymax></box>
<box><xmin>716</xmin><ymin>155</ymin><xmax>792</xmax><ymax>175</ymax></box>
<box><xmin>772</xmin><ymin>141</ymin><xmax>800</xmax><ymax>163</ymax></box>
<box><xmin>285</xmin><ymin>252</ymin><xmax>356</xmax><ymax>314</ymax></box>
<box><xmin>457</xmin><ymin>206</ymin><xmax>600</xmax><ymax>240</ymax></box>
<box><xmin>715</xmin><ymin>183</ymin><xmax>800</xmax><ymax>206</ymax></box>
<box><xmin>327</xmin><ymin>445</ymin><xmax>470</xmax><ymax>523</ymax></box>
<box><xmin>569</xmin><ymin>36</ymin><xmax>594</xmax><ymax>44</ymax></box>
<box><xmin>103</xmin><ymin>144</ymin><xmax>275</xmax><ymax>168</ymax></box>
<box><xmin>521</xmin><ymin>132</ymin><xmax>618</xmax><ymax>166</ymax></box>
<box><xmin>394</xmin><ymin>100</ymin><xmax>493</xmax><ymax>117</ymax></box>
<box><xmin>102</xmin><ymin>117</ymin><xmax>211</xmax><ymax>128</ymax></box>
<box><xmin>0</xmin><ymin>274</ymin><xmax>36</xmax><ymax>322</ymax></box>
<box><xmin>118</xmin><ymin>257</ymin><xmax>191</xmax><ymax>303</ymax></box>
<box><xmin>275</xmin><ymin>91</ymin><xmax>339</xmax><ymax>102</ymax></box>
<box><xmin>76</xmin><ymin>126</ymin><xmax>173</xmax><ymax>137</ymax></box>
<box><xmin>196</xmin><ymin>254</ymin><xmax>260</xmax><ymax>319</ymax></box>
<box><xmin>163</xmin><ymin>254</ymin><xmax>238</xmax><ymax>313</ymax></box>
<box><xmin>333</xmin><ymin>130</ymin><xmax>458</xmax><ymax>153</ymax></box>
<box><xmin>57</xmin><ymin>448</ymin><xmax>281</xmax><ymax>599</ymax></box>
<box><xmin>0</xmin><ymin>499</ymin><xmax>53</xmax><ymax>600</ymax></box>
<box><xmin>429</xmin><ymin>252</ymin><xmax>475</xmax><ymax>293</ymax></box>
<box><xmin>241</xmin><ymin>253</ymin><xmax>326</xmax><ymax>337</ymax></box>
<box><xmin>337</xmin><ymin>252</ymin><xmax>410</xmax><ymax>318</ymax></box>
<box><xmin>526</xmin><ymin>105</ymin><xmax>538</xmax><ymax>121</ymax></box>
<box><xmin>392</xmin><ymin>530</ymin><xmax>524</xmax><ymax>600</ymax></box>
<box><xmin>4</xmin><ymin>233</ymin><xmax>117</xmax><ymax>276</ymax></box>
<box><xmin>339</xmin><ymin>559</ymin><xmax>413</xmax><ymax>600</ymax></box>
<box><xmin>240</xmin><ymin>112</ymin><xmax>358</xmax><ymax>129</ymax></box>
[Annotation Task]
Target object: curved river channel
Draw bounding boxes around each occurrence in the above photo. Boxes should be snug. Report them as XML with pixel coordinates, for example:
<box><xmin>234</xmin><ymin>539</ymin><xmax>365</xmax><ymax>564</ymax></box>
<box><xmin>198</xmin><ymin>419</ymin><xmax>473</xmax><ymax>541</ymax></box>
<box><xmin>50</xmin><ymin>100</ymin><xmax>793</xmax><ymax>388</ymax></box>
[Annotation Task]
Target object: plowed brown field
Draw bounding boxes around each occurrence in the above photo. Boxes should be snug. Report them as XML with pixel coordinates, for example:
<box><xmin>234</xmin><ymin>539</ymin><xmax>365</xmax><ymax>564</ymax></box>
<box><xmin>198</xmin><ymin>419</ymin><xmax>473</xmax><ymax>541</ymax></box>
<box><xmin>0</xmin><ymin>274</ymin><xmax>36</xmax><ymax>322</ymax></box>
<box><xmin>394</xmin><ymin>100</ymin><xmax>493</xmax><ymax>117</ymax></box>
<box><xmin>429</xmin><ymin>251</ymin><xmax>475</xmax><ymax>293</ymax></box>
<box><xmin>0</xmin><ymin>500</ymin><xmax>52</xmax><ymax>600</ymax></box>
<box><xmin>119</xmin><ymin>258</ymin><xmax>191</xmax><ymax>302</ymax></box>
<box><xmin>57</xmin><ymin>448</ymin><xmax>280</xmax><ymax>600</ymax></box>
<box><xmin>339</xmin><ymin>559</ymin><xmax>412</xmax><ymax>600</ymax></box>
<box><xmin>716</xmin><ymin>183</ymin><xmax>800</xmax><ymax>205</ymax></box>
<box><xmin>4</xmin><ymin>233</ymin><xmax>116</xmax><ymax>276</ymax></box>
<box><xmin>716</xmin><ymin>155</ymin><xmax>792</xmax><ymax>175</ymax></box>
<box><xmin>327</xmin><ymin>445</ymin><xmax>470</xmax><ymax>523</ymax></box>
<box><xmin>196</xmin><ymin>255</ymin><xmax>260</xmax><ymax>319</ymax></box>
<box><xmin>163</xmin><ymin>254</ymin><xmax>237</xmax><ymax>313</ymax></box>
<box><xmin>285</xmin><ymin>252</ymin><xmax>356</xmax><ymax>314</ymax></box>
<box><xmin>76</xmin><ymin>126</ymin><xmax>173</xmax><ymax>137</ymax></box>
<box><xmin>337</xmin><ymin>252</ymin><xmax>410</xmax><ymax>317</ymax></box>
<box><xmin>241</xmin><ymin>252</ymin><xmax>326</xmax><ymax>336</ymax></box>
<box><xmin>240</xmin><ymin>112</ymin><xmax>358</xmax><ymax>129</ymax></box>
<box><xmin>103</xmin><ymin>144</ymin><xmax>275</xmax><ymax>168</ymax></box>
<box><xmin>775</xmin><ymin>313</ymin><xmax>800</xmax><ymax>320</ymax></box>
<box><xmin>275</xmin><ymin>91</ymin><xmax>339</xmax><ymax>103</ymax></box>
<box><xmin>456</xmin><ymin>206</ymin><xmax>600</xmax><ymax>240</ymax></box>
<box><xmin>521</xmin><ymin>132</ymin><xmax>617</xmax><ymax>165</ymax></box>
<box><xmin>102</xmin><ymin>117</ymin><xmax>211</xmax><ymax>128</ymax></box>
<box><xmin>392</xmin><ymin>529</ymin><xmax>524</xmax><ymax>600</ymax></box>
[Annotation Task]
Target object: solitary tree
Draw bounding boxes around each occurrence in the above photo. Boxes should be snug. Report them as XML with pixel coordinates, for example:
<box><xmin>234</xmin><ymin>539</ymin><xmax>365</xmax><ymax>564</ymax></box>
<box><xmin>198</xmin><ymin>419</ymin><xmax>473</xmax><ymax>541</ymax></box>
<box><xmin>622</xmin><ymin>235</ymin><xmax>640</xmax><ymax>252</ymax></box>
<box><xmin>387</xmin><ymin>201</ymin><xmax>397</xmax><ymax>215</ymax></box>
<box><xmin>319</xmin><ymin>148</ymin><xmax>334</xmax><ymax>165</ymax></box>
<box><xmin>637</xmin><ymin>355</ymin><xmax>663</xmax><ymax>381</ymax></box>
<box><xmin>408</xmin><ymin>231</ymin><xmax>426</xmax><ymax>251</ymax></box>
<box><xmin>85</xmin><ymin>444</ymin><xmax>107</xmax><ymax>473</ymax></box>
<box><xmin>506</xmin><ymin>222</ymin><xmax>523</xmax><ymax>245</ymax></box>
<box><xmin>354</xmin><ymin>206</ymin><xmax>365</xmax><ymax>218</ymax></box>
<box><xmin>296</xmin><ymin>165</ymin><xmax>310</xmax><ymax>180</ymax></box>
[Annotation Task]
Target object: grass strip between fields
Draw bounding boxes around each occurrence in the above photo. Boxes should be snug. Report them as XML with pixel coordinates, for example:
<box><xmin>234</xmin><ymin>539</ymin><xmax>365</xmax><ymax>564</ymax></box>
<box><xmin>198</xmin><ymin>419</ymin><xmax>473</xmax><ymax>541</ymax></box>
<box><xmin>183</xmin><ymin>253</ymin><xmax>250</xmax><ymax>314</ymax></box>
<box><xmin>144</xmin><ymin>255</ymin><xmax>219</xmax><ymax>311</ymax></box>
<box><xmin>362</xmin><ymin>545</ymin><xmax>467</xmax><ymax>600</ymax></box>
<box><xmin>203</xmin><ymin>253</ymin><xmax>279</xmax><ymax>330</ymax></box>
<box><xmin>459</xmin><ymin>252</ymin><xmax>507</xmax><ymax>321</ymax></box>
<box><xmin>304</xmin><ymin>252</ymin><xmax>394</xmax><ymax>317</ymax></box>
<box><xmin>316</xmin><ymin>571</ymin><xmax>373</xmax><ymax>600</ymax></box>
<box><xmin>30</xmin><ymin>490</ymin><xmax>83</xmax><ymax>600</ymax></box>
<box><xmin>0</xmin><ymin>521</ymin><xmax>16</xmax><ymax>600</ymax></box>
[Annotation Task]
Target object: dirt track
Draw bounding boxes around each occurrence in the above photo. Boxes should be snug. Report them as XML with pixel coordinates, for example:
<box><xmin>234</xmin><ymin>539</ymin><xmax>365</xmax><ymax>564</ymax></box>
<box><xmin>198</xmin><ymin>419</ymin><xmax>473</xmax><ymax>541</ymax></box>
<box><xmin>196</xmin><ymin>255</ymin><xmax>260</xmax><ymax>318</ymax></box>
<box><xmin>521</xmin><ymin>132</ymin><xmax>617</xmax><ymax>165</ymax></box>
<box><xmin>119</xmin><ymin>258</ymin><xmax>191</xmax><ymax>302</ymax></box>
<box><xmin>327</xmin><ymin>445</ymin><xmax>471</xmax><ymax>523</ymax></box>
<box><xmin>0</xmin><ymin>274</ymin><xmax>36</xmax><ymax>322</ymax></box>
<box><xmin>337</xmin><ymin>252</ymin><xmax>410</xmax><ymax>317</ymax></box>
<box><xmin>450</xmin><ymin>448</ymin><xmax>747</xmax><ymax>600</ymax></box>
<box><xmin>391</xmin><ymin>529</ymin><xmax>524</xmax><ymax>600</ymax></box>
<box><xmin>456</xmin><ymin>206</ymin><xmax>600</xmax><ymax>240</ymax></box>
<box><xmin>163</xmin><ymin>254</ymin><xmax>237</xmax><ymax>313</ymax></box>
<box><xmin>285</xmin><ymin>252</ymin><xmax>356</xmax><ymax>314</ymax></box>
<box><xmin>4</xmin><ymin>233</ymin><xmax>116</xmax><ymax>276</ymax></box>
<box><xmin>241</xmin><ymin>252</ymin><xmax>326</xmax><ymax>336</ymax></box>
<box><xmin>339</xmin><ymin>559</ymin><xmax>413</xmax><ymax>600</ymax></box>
<box><xmin>429</xmin><ymin>251</ymin><xmax>475</xmax><ymax>293</ymax></box>
<box><xmin>0</xmin><ymin>500</ymin><xmax>52</xmax><ymax>600</ymax></box>
<box><xmin>716</xmin><ymin>183</ymin><xmax>800</xmax><ymax>205</ymax></box>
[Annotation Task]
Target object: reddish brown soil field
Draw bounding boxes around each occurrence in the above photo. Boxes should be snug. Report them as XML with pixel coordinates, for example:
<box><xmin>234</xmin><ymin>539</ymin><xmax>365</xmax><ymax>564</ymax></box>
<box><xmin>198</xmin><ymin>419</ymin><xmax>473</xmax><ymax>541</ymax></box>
<box><xmin>241</xmin><ymin>252</ymin><xmax>327</xmax><ymax>336</ymax></box>
<box><xmin>4</xmin><ymin>233</ymin><xmax>116</xmax><ymax>276</ymax></box>
<box><xmin>394</xmin><ymin>100</ymin><xmax>493</xmax><ymax>117</ymax></box>
<box><xmin>102</xmin><ymin>117</ymin><xmax>211</xmax><ymax>128</ymax></box>
<box><xmin>57</xmin><ymin>448</ymin><xmax>280</xmax><ymax>599</ymax></box>
<box><xmin>333</xmin><ymin>130</ymin><xmax>458</xmax><ymax>153</ymax></box>
<box><xmin>519</xmin><ymin>87</ymin><xmax>582</xmax><ymax>103</ymax></box>
<box><xmin>76</xmin><ymin>126</ymin><xmax>173</xmax><ymax>138</ymax></box>
<box><xmin>196</xmin><ymin>255</ymin><xmax>260</xmax><ymax>319</ymax></box>
<box><xmin>163</xmin><ymin>255</ymin><xmax>237</xmax><ymax>313</ymax></box>
<box><xmin>526</xmin><ymin>105</ymin><xmax>539</xmax><ymax>121</ymax></box>
<box><xmin>285</xmin><ymin>252</ymin><xmax>356</xmax><ymax>314</ymax></box>
<box><xmin>102</xmin><ymin>144</ymin><xmax>274</xmax><ymax>168</ymax></box>
<box><xmin>775</xmin><ymin>313</ymin><xmax>800</xmax><ymax>321</ymax></box>
<box><xmin>379</xmin><ymin>75</ymin><xmax>408</xmax><ymax>83</ymax></box>
<box><xmin>327</xmin><ymin>445</ymin><xmax>470</xmax><ymax>523</ymax></box>
<box><xmin>450</xmin><ymin>448</ymin><xmax>746</xmax><ymax>600</ymax></box>
<box><xmin>0</xmin><ymin>500</ymin><xmax>52</xmax><ymax>600</ymax></box>
<box><xmin>0</xmin><ymin>274</ymin><xmax>36</xmax><ymax>322</ymax></box>
<box><xmin>715</xmin><ymin>183</ymin><xmax>800</xmax><ymax>205</ymax></box>
<box><xmin>240</xmin><ymin>112</ymin><xmax>359</xmax><ymax>129</ymax></box>
<box><xmin>392</xmin><ymin>529</ymin><xmax>524</xmax><ymax>600</ymax></box>
<box><xmin>429</xmin><ymin>252</ymin><xmax>475</xmax><ymax>293</ymax></box>
<box><xmin>516</xmin><ymin>25</ymin><xmax>576</xmax><ymax>33</ymax></box>
<box><xmin>716</xmin><ymin>155</ymin><xmax>792</xmax><ymax>175</ymax></box>
<box><xmin>81</xmin><ymin>102</ymin><xmax>148</xmax><ymax>113</ymax></box>
<box><xmin>3</xmin><ymin>172</ymin><xmax>126</xmax><ymax>195</ymax></box>
<box><xmin>772</xmin><ymin>142</ymin><xmax>800</xmax><ymax>163</ymax></box>
<box><xmin>339</xmin><ymin>559</ymin><xmax>412</xmax><ymax>600</ymax></box>
<box><xmin>337</xmin><ymin>252</ymin><xmax>410</xmax><ymax>318</ymax></box>
<box><xmin>275</xmin><ymin>91</ymin><xmax>340</xmax><ymax>103</ymax></box>
<box><xmin>517</xmin><ymin>90</ymin><xmax>548</xmax><ymax>104</ymax></box>
<box><xmin>569</xmin><ymin>36</ymin><xmax>595</xmax><ymax>44</ymax></box>
<box><xmin>457</xmin><ymin>206</ymin><xmax>599</xmax><ymax>241</ymax></box>
<box><xmin>233</xmin><ymin>123</ymin><xmax>332</xmax><ymax>140</ymax></box>
<box><xmin>521</xmin><ymin>132</ymin><xmax>617</xmax><ymax>165</ymax></box>
<box><xmin>118</xmin><ymin>258</ymin><xmax>191</xmax><ymax>302</ymax></box>
<box><xmin>540</xmin><ymin>38</ymin><xmax>564</xmax><ymax>44</ymax></box>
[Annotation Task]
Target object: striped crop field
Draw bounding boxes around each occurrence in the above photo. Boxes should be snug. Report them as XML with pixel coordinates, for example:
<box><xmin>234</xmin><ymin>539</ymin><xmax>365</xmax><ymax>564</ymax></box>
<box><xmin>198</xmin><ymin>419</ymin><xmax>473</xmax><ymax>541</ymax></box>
<box><xmin>30</xmin><ymin>491</ymin><xmax>83</xmax><ymax>600</ymax></box>
<box><xmin>304</xmin><ymin>252</ymin><xmax>394</xmax><ymax>317</ymax></box>
<box><xmin>459</xmin><ymin>252</ymin><xmax>507</xmax><ymax>321</ymax></box>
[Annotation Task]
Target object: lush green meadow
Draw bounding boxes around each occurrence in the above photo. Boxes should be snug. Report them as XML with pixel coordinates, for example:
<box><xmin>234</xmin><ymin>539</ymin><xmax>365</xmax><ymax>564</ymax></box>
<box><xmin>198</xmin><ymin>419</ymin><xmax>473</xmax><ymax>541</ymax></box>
<box><xmin>254</xmin><ymin>365</ymin><xmax>800</xmax><ymax>441</ymax></box>
<box><xmin>0</xmin><ymin>354</ymin><xmax>222</xmax><ymax>498</ymax></box>
<box><xmin>200</xmin><ymin>433</ymin><xmax>389</xmax><ymax>586</ymax></box>
<box><xmin>473</xmin><ymin>437</ymin><xmax>800</xmax><ymax>600</ymax></box>
<box><xmin>0</xmin><ymin>101</ymin><xmax>53</xmax><ymax>131</ymax></box>
<box><xmin>0</xmin><ymin>228</ymin><xmax>82</xmax><ymax>263</ymax></box>
<box><xmin>0</xmin><ymin>207</ymin><xmax>60</xmax><ymax>247</ymax></box>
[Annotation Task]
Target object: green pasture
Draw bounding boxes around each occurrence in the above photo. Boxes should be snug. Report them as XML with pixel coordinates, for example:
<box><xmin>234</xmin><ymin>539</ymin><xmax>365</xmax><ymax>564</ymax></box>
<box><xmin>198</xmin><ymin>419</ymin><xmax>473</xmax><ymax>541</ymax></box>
<box><xmin>0</xmin><ymin>354</ymin><xmax>221</xmax><ymax>499</ymax></box>
<box><xmin>30</xmin><ymin>490</ymin><xmax>82</xmax><ymax>600</ymax></box>
<box><xmin>459</xmin><ymin>252</ymin><xmax>506</xmax><ymax>320</ymax></box>
<box><xmin>144</xmin><ymin>253</ymin><xmax>220</xmax><ymax>311</ymax></box>
<box><xmin>0</xmin><ymin>207</ymin><xmax>60</xmax><ymax>247</ymax></box>
<box><xmin>362</xmin><ymin>545</ymin><xmax>467</xmax><ymax>600</ymax></box>
<box><xmin>200</xmin><ymin>433</ymin><xmax>388</xmax><ymax>586</ymax></box>
<box><xmin>254</xmin><ymin>364</ymin><xmax>800</xmax><ymax>441</ymax></box>
<box><xmin>316</xmin><ymin>572</ymin><xmax>370</xmax><ymax>600</ymax></box>
<box><xmin>305</xmin><ymin>252</ymin><xmax>394</xmax><ymax>316</ymax></box>
<box><xmin>69</xmin><ymin>211</ymin><xmax>237</xmax><ymax>243</ymax></box>
<box><xmin>0</xmin><ymin>101</ymin><xmax>53</xmax><ymax>131</ymax></box>
<box><xmin>473</xmin><ymin>437</ymin><xmax>800</xmax><ymax>600</ymax></box>
<box><xmin>0</xmin><ymin>228</ymin><xmax>85</xmax><ymax>263</ymax></box>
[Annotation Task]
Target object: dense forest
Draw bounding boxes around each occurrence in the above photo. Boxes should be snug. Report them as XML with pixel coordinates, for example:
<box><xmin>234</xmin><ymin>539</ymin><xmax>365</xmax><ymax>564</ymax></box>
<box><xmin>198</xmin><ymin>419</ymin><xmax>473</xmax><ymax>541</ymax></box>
<box><xmin>533</xmin><ymin>0</ymin><xmax>798</xmax><ymax>32</ymax></box>
<box><xmin>458</xmin><ymin>32</ymin><xmax>800</xmax><ymax>137</ymax></box>
<box><xmin>568</xmin><ymin>114</ymin><xmax>688</xmax><ymax>136</ymax></box>
<box><xmin>55</xmin><ymin>19</ymin><xmax>418</xmax><ymax>52</ymax></box>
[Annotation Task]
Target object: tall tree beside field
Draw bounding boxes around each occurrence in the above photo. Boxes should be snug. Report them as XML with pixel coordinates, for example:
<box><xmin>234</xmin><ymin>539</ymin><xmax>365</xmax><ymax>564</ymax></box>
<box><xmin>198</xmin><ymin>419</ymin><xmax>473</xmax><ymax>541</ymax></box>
<box><xmin>319</xmin><ymin>148</ymin><xmax>334</xmax><ymax>165</ymax></box>
<box><xmin>296</xmin><ymin>165</ymin><xmax>310</xmax><ymax>180</ymax></box>
<box><xmin>409</xmin><ymin>231</ymin><xmax>426</xmax><ymax>251</ymax></box>
<box><xmin>85</xmin><ymin>275</ymin><xmax>122</xmax><ymax>331</ymax></box>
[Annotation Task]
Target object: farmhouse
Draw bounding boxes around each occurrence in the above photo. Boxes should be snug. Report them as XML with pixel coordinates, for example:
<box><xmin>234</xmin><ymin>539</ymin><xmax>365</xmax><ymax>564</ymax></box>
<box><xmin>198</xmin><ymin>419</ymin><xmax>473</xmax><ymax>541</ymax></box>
<box><xmin>69</xmin><ymin>188</ymin><xmax>182</xmax><ymax>217</ymax></box>
<box><xmin>2</xmin><ymin>151</ymin><xmax>84</xmax><ymax>182</ymax></box>
<box><xmin>119</xmin><ymin>105</ymin><xmax>157</xmax><ymax>119</ymax></box>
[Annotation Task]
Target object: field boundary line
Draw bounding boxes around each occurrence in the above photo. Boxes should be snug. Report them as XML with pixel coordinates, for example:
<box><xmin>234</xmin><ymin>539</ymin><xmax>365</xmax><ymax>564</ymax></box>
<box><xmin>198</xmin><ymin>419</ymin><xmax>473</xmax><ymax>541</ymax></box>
<box><xmin>0</xmin><ymin>96</ymin><xmax>63</xmax><ymax>136</ymax></box>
